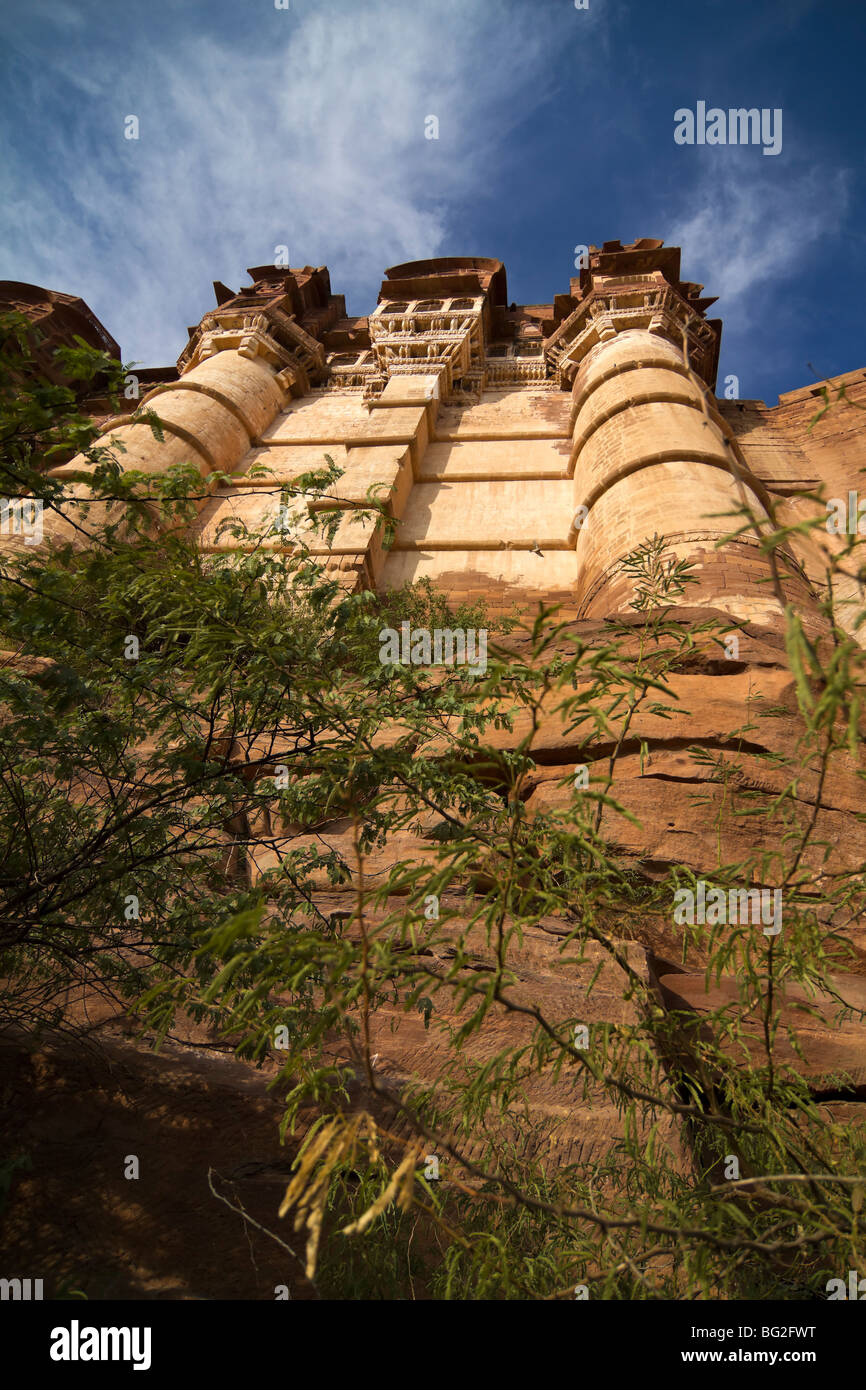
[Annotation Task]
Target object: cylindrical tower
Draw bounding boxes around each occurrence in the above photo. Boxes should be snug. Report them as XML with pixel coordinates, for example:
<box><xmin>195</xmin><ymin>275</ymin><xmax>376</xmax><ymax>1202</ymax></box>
<box><xmin>549</xmin><ymin>242</ymin><xmax>823</xmax><ymax>633</ymax></box>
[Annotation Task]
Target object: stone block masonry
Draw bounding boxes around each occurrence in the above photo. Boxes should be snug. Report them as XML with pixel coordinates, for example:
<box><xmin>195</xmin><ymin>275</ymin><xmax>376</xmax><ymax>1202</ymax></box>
<box><xmin>31</xmin><ymin>240</ymin><xmax>865</xmax><ymax>638</ymax></box>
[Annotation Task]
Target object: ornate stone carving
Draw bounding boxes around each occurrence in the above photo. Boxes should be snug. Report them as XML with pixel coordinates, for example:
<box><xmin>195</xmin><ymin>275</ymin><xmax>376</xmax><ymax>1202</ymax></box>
<box><xmin>368</xmin><ymin>296</ymin><xmax>488</xmax><ymax>400</ymax></box>
<box><xmin>179</xmin><ymin>305</ymin><xmax>321</xmax><ymax>395</ymax></box>
<box><xmin>547</xmin><ymin>281</ymin><xmax>719</xmax><ymax>387</ymax></box>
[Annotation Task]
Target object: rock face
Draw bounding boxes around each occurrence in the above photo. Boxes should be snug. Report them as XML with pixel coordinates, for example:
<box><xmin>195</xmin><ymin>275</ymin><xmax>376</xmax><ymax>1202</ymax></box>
<box><xmin>6</xmin><ymin>240</ymin><xmax>866</xmax><ymax>1296</ymax></box>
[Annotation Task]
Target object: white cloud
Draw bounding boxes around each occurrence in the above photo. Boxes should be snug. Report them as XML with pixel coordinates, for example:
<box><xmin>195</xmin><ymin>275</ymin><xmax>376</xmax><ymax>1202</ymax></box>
<box><xmin>665</xmin><ymin>159</ymin><xmax>850</xmax><ymax>308</ymax></box>
<box><xmin>0</xmin><ymin>0</ymin><xmax>575</xmax><ymax>365</ymax></box>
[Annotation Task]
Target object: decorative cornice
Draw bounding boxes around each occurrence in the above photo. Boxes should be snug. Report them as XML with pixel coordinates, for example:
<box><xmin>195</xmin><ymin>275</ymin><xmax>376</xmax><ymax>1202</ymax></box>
<box><xmin>546</xmin><ymin>281</ymin><xmax>720</xmax><ymax>388</ymax></box>
<box><xmin>178</xmin><ymin>305</ymin><xmax>321</xmax><ymax>392</ymax></box>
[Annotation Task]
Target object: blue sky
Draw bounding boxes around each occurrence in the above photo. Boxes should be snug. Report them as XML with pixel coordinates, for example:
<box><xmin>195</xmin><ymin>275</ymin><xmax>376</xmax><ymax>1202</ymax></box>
<box><xmin>0</xmin><ymin>0</ymin><xmax>862</xmax><ymax>404</ymax></box>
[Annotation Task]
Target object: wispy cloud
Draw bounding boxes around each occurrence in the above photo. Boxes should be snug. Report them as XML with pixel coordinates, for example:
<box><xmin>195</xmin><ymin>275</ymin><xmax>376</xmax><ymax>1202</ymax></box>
<box><xmin>665</xmin><ymin>158</ymin><xmax>850</xmax><ymax>307</ymax></box>
<box><xmin>0</xmin><ymin>0</ymin><xmax>572</xmax><ymax>365</ymax></box>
